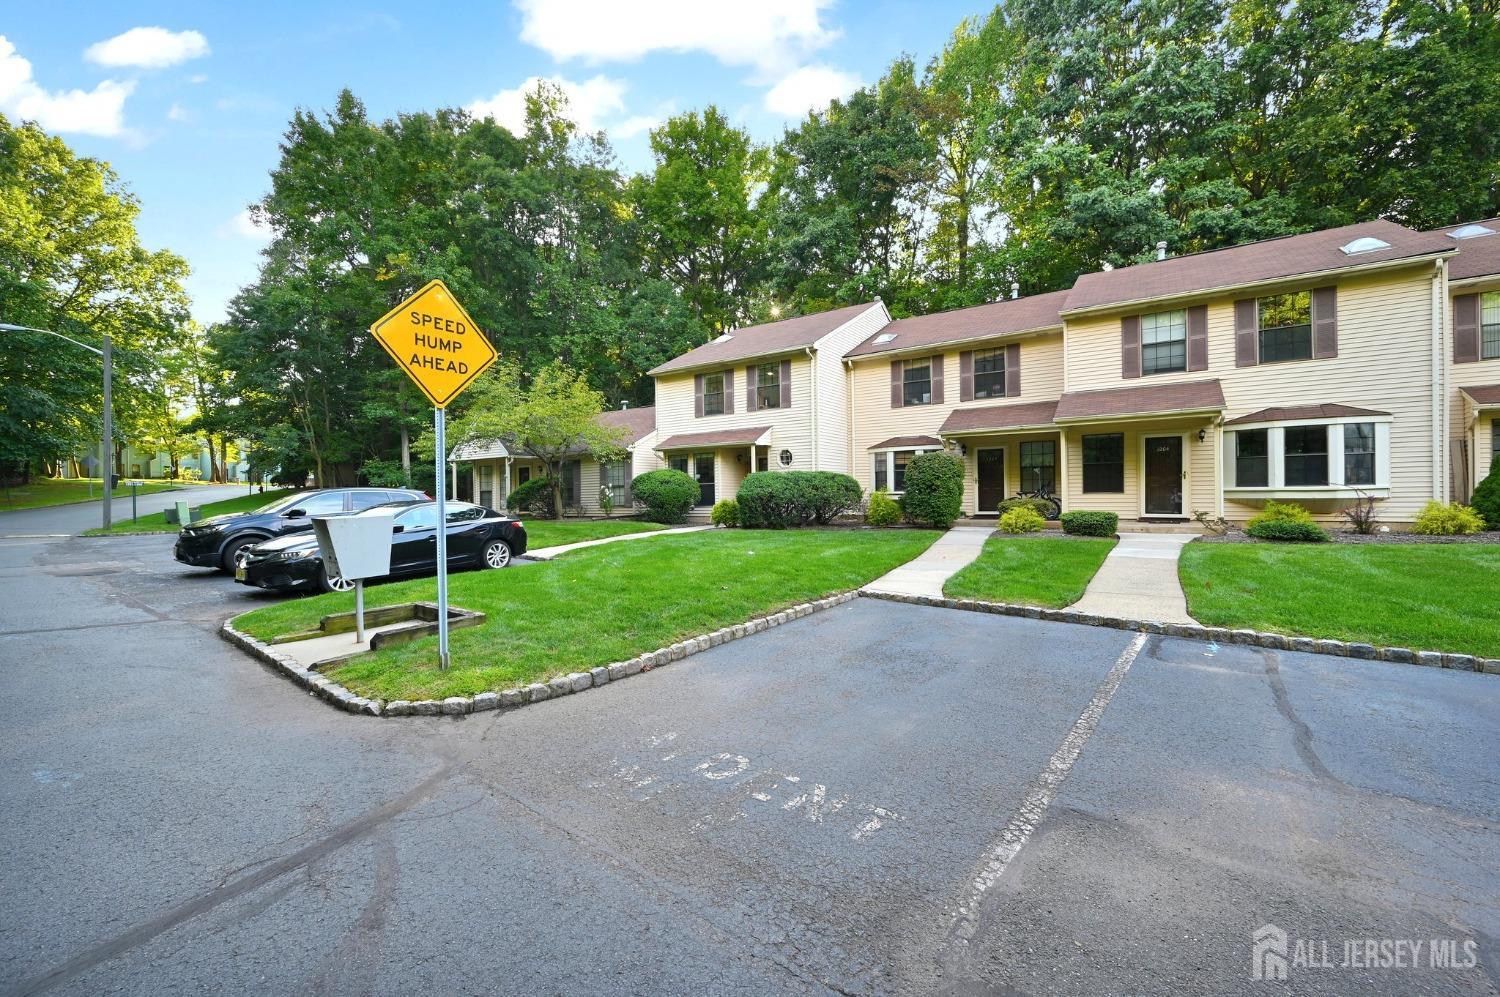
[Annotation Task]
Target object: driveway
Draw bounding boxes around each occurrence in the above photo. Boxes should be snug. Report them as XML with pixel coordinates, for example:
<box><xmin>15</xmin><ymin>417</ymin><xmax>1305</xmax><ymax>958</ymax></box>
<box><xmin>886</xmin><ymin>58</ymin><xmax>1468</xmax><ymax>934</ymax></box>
<box><xmin>1</xmin><ymin>533</ymin><xmax>1497</xmax><ymax>995</ymax></box>
<box><xmin>0</xmin><ymin>484</ymin><xmax>243</xmax><ymax>537</ymax></box>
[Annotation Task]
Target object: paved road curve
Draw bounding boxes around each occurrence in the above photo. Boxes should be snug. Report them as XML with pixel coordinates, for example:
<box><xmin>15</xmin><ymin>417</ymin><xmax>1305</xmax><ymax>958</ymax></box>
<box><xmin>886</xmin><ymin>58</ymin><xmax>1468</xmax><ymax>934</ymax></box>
<box><xmin>0</xmin><ymin>484</ymin><xmax>246</xmax><ymax>537</ymax></box>
<box><xmin>1</xmin><ymin>533</ymin><xmax>1497</xmax><ymax>994</ymax></box>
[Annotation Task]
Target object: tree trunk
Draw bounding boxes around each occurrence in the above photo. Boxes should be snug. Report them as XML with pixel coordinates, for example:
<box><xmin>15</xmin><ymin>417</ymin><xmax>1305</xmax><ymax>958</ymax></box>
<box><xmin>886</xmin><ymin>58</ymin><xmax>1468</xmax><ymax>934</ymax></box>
<box><xmin>219</xmin><ymin>439</ymin><xmax>230</xmax><ymax>482</ymax></box>
<box><xmin>400</xmin><ymin>425</ymin><xmax>411</xmax><ymax>484</ymax></box>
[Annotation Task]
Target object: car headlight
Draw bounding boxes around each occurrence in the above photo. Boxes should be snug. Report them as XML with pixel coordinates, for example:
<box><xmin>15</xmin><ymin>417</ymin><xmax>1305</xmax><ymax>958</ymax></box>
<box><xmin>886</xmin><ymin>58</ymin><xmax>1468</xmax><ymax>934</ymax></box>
<box><xmin>274</xmin><ymin>548</ymin><xmax>316</xmax><ymax>560</ymax></box>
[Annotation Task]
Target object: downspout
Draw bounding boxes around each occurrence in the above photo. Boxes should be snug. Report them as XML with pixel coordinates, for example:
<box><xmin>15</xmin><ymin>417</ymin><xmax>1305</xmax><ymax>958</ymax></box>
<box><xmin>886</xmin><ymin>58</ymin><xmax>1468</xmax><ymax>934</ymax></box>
<box><xmin>1431</xmin><ymin>259</ymin><xmax>1445</xmax><ymax>502</ymax></box>
<box><xmin>805</xmin><ymin>347</ymin><xmax>819</xmax><ymax>471</ymax></box>
<box><xmin>1213</xmin><ymin>418</ymin><xmax>1224</xmax><ymax>519</ymax></box>
<box><xmin>845</xmin><ymin>358</ymin><xmax>856</xmax><ymax>476</ymax></box>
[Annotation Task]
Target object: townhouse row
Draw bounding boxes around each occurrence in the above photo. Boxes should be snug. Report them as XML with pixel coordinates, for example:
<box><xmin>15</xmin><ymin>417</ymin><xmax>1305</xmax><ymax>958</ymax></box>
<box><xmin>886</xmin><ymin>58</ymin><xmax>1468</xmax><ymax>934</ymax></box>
<box><xmin>456</xmin><ymin>216</ymin><xmax>1500</xmax><ymax>526</ymax></box>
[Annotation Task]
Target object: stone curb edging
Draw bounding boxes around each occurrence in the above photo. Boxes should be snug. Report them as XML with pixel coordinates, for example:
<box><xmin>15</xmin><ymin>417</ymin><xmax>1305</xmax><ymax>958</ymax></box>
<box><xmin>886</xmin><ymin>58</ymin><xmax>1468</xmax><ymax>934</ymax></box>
<box><xmin>218</xmin><ymin>590</ymin><xmax>861</xmax><ymax>717</ymax></box>
<box><xmin>857</xmin><ymin>590</ymin><xmax>1500</xmax><ymax>677</ymax></box>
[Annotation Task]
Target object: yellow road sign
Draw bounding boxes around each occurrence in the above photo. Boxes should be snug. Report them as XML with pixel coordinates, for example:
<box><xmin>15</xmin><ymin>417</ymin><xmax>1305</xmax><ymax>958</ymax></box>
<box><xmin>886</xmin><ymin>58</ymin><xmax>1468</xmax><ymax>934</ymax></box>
<box><xmin>370</xmin><ymin>279</ymin><xmax>496</xmax><ymax>408</ymax></box>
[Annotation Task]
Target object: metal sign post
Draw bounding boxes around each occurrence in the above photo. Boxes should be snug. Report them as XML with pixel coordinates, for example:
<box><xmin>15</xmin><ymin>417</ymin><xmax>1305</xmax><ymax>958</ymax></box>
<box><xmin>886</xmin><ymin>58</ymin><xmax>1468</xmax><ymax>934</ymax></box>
<box><xmin>434</xmin><ymin>406</ymin><xmax>450</xmax><ymax>669</ymax></box>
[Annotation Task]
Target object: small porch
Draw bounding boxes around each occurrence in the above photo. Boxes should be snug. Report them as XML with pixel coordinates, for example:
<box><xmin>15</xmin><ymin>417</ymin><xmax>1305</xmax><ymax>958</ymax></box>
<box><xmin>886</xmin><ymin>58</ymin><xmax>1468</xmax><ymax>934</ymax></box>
<box><xmin>655</xmin><ymin>425</ymin><xmax>774</xmax><ymax>514</ymax></box>
<box><xmin>938</xmin><ymin>401</ymin><xmax>1064</xmax><ymax>517</ymax></box>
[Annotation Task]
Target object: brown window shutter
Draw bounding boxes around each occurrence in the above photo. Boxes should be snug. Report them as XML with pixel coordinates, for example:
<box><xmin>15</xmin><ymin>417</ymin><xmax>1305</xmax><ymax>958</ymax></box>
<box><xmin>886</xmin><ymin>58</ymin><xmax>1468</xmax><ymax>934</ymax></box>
<box><xmin>1311</xmin><ymin>286</ymin><xmax>1337</xmax><ymax>359</ymax></box>
<box><xmin>959</xmin><ymin>351</ymin><xmax>974</xmax><ymax>402</ymax></box>
<box><xmin>1455</xmin><ymin>293</ymin><xmax>1481</xmax><ymax>363</ymax></box>
<box><xmin>1005</xmin><ymin>343</ymin><xmax>1021</xmax><ymax>396</ymax></box>
<box><xmin>930</xmin><ymin>354</ymin><xmax>944</xmax><ymax>404</ymax></box>
<box><xmin>723</xmin><ymin>369</ymin><xmax>735</xmax><ymax>414</ymax></box>
<box><xmin>694</xmin><ymin>373</ymin><xmax>704</xmax><ymax>418</ymax></box>
<box><xmin>1121</xmin><ymin>315</ymin><xmax>1141</xmax><ymax>379</ymax></box>
<box><xmin>890</xmin><ymin>360</ymin><xmax>902</xmax><ymax>408</ymax></box>
<box><xmin>1186</xmin><ymin>305</ymin><xmax>1208</xmax><ymax>371</ymax></box>
<box><xmin>745</xmin><ymin>364</ymin><xmax>758</xmax><ymax>411</ymax></box>
<box><xmin>780</xmin><ymin>359</ymin><xmax>792</xmax><ymax>408</ymax></box>
<box><xmin>1234</xmin><ymin>299</ymin><xmax>1259</xmax><ymax>367</ymax></box>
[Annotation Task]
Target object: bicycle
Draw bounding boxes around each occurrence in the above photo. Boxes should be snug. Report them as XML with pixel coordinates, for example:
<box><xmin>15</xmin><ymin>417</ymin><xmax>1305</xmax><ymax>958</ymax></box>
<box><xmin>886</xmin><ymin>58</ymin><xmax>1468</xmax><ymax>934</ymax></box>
<box><xmin>1008</xmin><ymin>488</ymin><xmax>1061</xmax><ymax>521</ymax></box>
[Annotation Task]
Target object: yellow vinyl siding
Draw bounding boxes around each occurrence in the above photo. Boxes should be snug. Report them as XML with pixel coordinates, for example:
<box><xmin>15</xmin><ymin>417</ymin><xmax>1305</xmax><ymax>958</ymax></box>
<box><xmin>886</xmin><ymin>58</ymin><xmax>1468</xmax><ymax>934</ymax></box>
<box><xmin>1062</xmin><ymin>420</ymin><xmax>1217</xmax><ymax>519</ymax></box>
<box><xmin>810</xmin><ymin>302</ymin><xmax>890</xmax><ymax>473</ymax></box>
<box><xmin>654</xmin><ymin>356</ymin><xmax>816</xmax><ymax>477</ymax></box>
<box><xmin>1448</xmin><ymin>277</ymin><xmax>1500</xmax><ymax>499</ymax></box>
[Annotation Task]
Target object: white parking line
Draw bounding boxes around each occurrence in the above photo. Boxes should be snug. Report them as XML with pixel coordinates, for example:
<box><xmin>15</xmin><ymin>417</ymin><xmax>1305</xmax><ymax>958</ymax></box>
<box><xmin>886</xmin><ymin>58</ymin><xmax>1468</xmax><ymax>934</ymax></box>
<box><xmin>949</xmin><ymin>631</ymin><xmax>1148</xmax><ymax>944</ymax></box>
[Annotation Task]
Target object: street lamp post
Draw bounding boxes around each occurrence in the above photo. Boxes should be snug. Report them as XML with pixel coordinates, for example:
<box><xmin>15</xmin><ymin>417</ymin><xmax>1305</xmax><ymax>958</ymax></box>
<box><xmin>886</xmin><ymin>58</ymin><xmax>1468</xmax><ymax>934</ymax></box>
<box><xmin>0</xmin><ymin>323</ymin><xmax>113</xmax><ymax>530</ymax></box>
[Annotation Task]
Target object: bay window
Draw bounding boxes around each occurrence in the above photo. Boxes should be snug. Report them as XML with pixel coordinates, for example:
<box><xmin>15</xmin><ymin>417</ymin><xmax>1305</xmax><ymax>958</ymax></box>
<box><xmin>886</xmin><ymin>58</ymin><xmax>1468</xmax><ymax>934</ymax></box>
<box><xmin>1283</xmin><ymin>425</ymin><xmax>1328</xmax><ymax>486</ymax></box>
<box><xmin>1225</xmin><ymin>419</ymin><xmax>1389</xmax><ymax>492</ymax></box>
<box><xmin>1235</xmin><ymin>429</ymin><xmax>1269</xmax><ymax>487</ymax></box>
<box><xmin>1342</xmin><ymin>423</ymin><xmax>1375</xmax><ymax>486</ymax></box>
<box><xmin>871</xmin><ymin>446</ymin><xmax>936</xmax><ymax>493</ymax></box>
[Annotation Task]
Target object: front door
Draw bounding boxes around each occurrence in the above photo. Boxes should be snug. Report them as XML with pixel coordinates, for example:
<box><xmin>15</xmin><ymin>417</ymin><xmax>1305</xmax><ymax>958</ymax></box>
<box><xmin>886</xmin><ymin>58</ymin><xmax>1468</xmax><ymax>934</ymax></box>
<box><xmin>1143</xmin><ymin>436</ymin><xmax>1184</xmax><ymax>516</ymax></box>
<box><xmin>693</xmin><ymin>453</ymin><xmax>715</xmax><ymax>507</ymax></box>
<box><xmin>976</xmin><ymin>448</ymin><xmax>1005</xmax><ymax>513</ymax></box>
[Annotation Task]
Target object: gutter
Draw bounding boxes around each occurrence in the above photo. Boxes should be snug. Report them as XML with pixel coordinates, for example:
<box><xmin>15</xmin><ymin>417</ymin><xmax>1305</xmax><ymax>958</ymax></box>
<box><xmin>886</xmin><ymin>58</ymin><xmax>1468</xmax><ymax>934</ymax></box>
<box><xmin>1431</xmin><ymin>259</ymin><xmax>1446</xmax><ymax>501</ymax></box>
<box><xmin>805</xmin><ymin>346</ymin><xmax>818</xmax><ymax>470</ymax></box>
<box><xmin>844</xmin><ymin>357</ymin><xmax>855</xmax><ymax>475</ymax></box>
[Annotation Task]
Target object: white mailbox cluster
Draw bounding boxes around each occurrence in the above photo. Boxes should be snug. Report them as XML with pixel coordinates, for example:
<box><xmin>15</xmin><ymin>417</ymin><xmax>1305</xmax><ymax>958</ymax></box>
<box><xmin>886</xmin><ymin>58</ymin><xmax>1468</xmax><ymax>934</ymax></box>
<box><xmin>311</xmin><ymin>508</ymin><xmax>396</xmax><ymax>581</ymax></box>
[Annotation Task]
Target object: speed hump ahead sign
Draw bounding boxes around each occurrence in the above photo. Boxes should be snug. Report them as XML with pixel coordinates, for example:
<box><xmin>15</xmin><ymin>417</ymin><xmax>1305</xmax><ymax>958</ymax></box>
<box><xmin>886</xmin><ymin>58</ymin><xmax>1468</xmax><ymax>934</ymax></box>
<box><xmin>370</xmin><ymin>279</ymin><xmax>496</xmax><ymax>408</ymax></box>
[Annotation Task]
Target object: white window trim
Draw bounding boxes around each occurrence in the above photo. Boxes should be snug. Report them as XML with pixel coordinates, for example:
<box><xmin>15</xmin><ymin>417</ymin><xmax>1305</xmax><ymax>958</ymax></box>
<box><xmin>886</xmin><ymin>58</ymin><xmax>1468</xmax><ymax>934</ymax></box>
<box><xmin>871</xmin><ymin>446</ymin><xmax>937</xmax><ymax>495</ymax></box>
<box><xmin>1223</xmin><ymin>417</ymin><xmax>1392</xmax><ymax>499</ymax></box>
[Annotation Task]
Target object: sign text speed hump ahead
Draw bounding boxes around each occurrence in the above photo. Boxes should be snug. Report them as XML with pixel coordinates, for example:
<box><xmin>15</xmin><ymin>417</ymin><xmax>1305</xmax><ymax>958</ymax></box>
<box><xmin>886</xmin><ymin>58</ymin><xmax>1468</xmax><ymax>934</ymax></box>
<box><xmin>370</xmin><ymin>279</ymin><xmax>497</xmax><ymax>408</ymax></box>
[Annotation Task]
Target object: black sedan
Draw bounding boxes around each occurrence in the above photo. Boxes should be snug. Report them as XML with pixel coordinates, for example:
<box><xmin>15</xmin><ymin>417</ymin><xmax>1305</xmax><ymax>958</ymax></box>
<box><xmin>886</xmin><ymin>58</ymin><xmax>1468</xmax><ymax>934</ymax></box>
<box><xmin>234</xmin><ymin>501</ymin><xmax>527</xmax><ymax>593</ymax></box>
<box><xmin>175</xmin><ymin>487</ymin><xmax>428</xmax><ymax>573</ymax></box>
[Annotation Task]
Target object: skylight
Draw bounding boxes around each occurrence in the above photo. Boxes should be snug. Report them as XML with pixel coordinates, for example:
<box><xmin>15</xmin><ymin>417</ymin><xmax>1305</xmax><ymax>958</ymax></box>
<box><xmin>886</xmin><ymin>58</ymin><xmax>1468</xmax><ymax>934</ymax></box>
<box><xmin>873</xmin><ymin>333</ymin><xmax>897</xmax><ymax>344</ymax></box>
<box><xmin>1449</xmin><ymin>224</ymin><xmax>1496</xmax><ymax>240</ymax></box>
<box><xmin>713</xmin><ymin>333</ymin><xmax>733</xmax><ymax>344</ymax></box>
<box><xmin>1339</xmin><ymin>236</ymin><xmax>1392</xmax><ymax>255</ymax></box>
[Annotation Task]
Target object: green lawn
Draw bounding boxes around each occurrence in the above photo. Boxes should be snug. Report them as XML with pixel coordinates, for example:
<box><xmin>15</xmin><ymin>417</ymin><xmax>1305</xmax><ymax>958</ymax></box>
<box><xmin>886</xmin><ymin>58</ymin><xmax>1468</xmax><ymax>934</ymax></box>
<box><xmin>943</xmin><ymin>536</ymin><xmax>1116</xmax><ymax>608</ymax></box>
<box><xmin>84</xmin><ymin>488</ymin><xmax>300</xmax><ymax>535</ymax></box>
<box><xmin>1</xmin><ymin>477</ymin><xmax>182</xmax><ymax>512</ymax></box>
<box><xmin>1180</xmin><ymin>543</ymin><xmax>1500</xmax><ymax>657</ymax></box>
<box><xmin>521</xmin><ymin>518</ymin><xmax>668</xmax><ymax>549</ymax></box>
<box><xmin>234</xmin><ymin>528</ymin><xmax>939</xmax><ymax>700</ymax></box>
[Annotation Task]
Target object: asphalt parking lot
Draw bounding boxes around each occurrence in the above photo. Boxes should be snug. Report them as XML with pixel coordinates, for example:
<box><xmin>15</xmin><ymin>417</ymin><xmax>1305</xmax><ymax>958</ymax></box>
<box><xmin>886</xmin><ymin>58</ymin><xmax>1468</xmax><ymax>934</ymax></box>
<box><xmin>1</xmin><ymin>531</ymin><xmax>1497</xmax><ymax>995</ymax></box>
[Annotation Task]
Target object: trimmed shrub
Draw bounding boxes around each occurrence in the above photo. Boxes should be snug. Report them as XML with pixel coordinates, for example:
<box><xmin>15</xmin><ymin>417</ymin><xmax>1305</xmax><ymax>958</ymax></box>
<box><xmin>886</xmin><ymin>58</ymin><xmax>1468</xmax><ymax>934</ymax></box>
<box><xmin>1411</xmin><ymin>500</ymin><xmax>1485</xmax><ymax>536</ymax></box>
<box><xmin>1246</xmin><ymin>519</ymin><xmax>1329</xmax><ymax>542</ymax></box>
<box><xmin>710</xmin><ymin>498</ymin><xmax>740</xmax><ymax>527</ymax></box>
<box><xmin>997</xmin><ymin>496</ymin><xmax>1053</xmax><ymax>518</ymax></box>
<box><xmin>998</xmin><ymin>506</ymin><xmax>1045</xmax><ymax>533</ymax></box>
<box><xmin>1470</xmin><ymin>455</ymin><xmax>1500</xmax><ymax>530</ymax></box>
<box><xmin>506</xmin><ymin>476</ymin><xmax>556</xmax><ymax>517</ymax></box>
<box><xmin>631</xmin><ymin>469</ymin><xmax>699</xmax><ymax>524</ymax></box>
<box><xmin>865</xmin><ymin>490</ymin><xmax>901</xmax><ymax>527</ymax></box>
<box><xmin>1247</xmin><ymin>500</ymin><xmax>1314</xmax><ymax>528</ymax></box>
<box><xmin>901</xmin><ymin>451</ymin><xmax>964</xmax><ymax>528</ymax></box>
<box><xmin>738</xmin><ymin>471</ymin><xmax>863</xmax><ymax>528</ymax></box>
<box><xmin>1060</xmin><ymin>510</ymin><xmax>1118</xmax><ymax>537</ymax></box>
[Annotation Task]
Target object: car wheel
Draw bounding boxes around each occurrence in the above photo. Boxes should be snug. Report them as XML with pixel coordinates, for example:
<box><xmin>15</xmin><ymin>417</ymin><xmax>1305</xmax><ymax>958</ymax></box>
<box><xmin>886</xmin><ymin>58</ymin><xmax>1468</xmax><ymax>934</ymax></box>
<box><xmin>482</xmin><ymin>538</ymin><xmax>512</xmax><ymax>569</ymax></box>
<box><xmin>220</xmin><ymin>536</ymin><xmax>262</xmax><ymax>573</ymax></box>
<box><xmin>318</xmin><ymin>563</ymin><xmax>356</xmax><ymax>594</ymax></box>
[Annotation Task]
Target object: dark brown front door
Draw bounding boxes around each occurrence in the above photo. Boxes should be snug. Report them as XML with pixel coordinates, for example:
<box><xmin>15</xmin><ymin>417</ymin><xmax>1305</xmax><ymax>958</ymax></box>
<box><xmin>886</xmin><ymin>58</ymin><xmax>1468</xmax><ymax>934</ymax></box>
<box><xmin>977</xmin><ymin>448</ymin><xmax>1005</xmax><ymax>512</ymax></box>
<box><xmin>1143</xmin><ymin>436</ymin><xmax>1183</xmax><ymax>515</ymax></box>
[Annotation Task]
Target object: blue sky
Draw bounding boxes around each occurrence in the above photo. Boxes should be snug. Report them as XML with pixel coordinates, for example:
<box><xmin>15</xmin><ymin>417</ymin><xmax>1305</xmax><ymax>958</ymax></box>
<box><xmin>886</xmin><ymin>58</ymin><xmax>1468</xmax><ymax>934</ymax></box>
<box><xmin>3</xmin><ymin>1</ymin><xmax>982</xmax><ymax>325</ymax></box>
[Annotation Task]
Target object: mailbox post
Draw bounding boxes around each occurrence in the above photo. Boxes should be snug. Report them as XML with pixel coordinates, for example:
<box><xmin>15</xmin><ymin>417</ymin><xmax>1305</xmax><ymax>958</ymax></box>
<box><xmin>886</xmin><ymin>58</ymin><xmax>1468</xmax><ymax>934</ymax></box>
<box><xmin>311</xmin><ymin>509</ymin><xmax>397</xmax><ymax>644</ymax></box>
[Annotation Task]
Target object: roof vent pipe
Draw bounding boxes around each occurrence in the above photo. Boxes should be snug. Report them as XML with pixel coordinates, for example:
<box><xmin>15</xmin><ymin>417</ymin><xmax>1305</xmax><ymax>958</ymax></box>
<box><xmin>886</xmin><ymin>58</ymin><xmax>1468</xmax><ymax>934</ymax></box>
<box><xmin>1156</xmin><ymin>241</ymin><xmax>1168</xmax><ymax>261</ymax></box>
<box><xmin>1010</xmin><ymin>281</ymin><xmax>1020</xmax><ymax>299</ymax></box>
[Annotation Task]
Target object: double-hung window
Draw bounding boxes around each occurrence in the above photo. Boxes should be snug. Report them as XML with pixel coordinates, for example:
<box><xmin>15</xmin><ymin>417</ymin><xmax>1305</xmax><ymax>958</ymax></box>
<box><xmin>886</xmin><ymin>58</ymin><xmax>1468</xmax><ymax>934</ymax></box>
<box><xmin>973</xmin><ymin>348</ymin><xmax>1006</xmax><ymax>399</ymax></box>
<box><xmin>1141</xmin><ymin>309</ymin><xmax>1187</xmax><ymax>375</ymax></box>
<box><xmin>893</xmin><ymin>451</ymin><xmax>915</xmax><ymax>491</ymax></box>
<box><xmin>602</xmin><ymin>461</ymin><xmax>630</xmax><ymax>505</ymax></box>
<box><xmin>1258</xmin><ymin>291</ymin><xmax>1313</xmax><ymax>363</ymax></box>
<box><xmin>702</xmin><ymin>373</ymin><xmax>725</xmax><ymax>416</ymax></box>
<box><xmin>1235</xmin><ymin>429</ymin><xmax>1269</xmax><ymax>487</ymax></box>
<box><xmin>1342</xmin><ymin>423</ymin><xmax>1375</xmax><ymax>486</ymax></box>
<box><xmin>1081</xmin><ymin>434</ymin><xmax>1125</xmax><ymax>493</ymax></box>
<box><xmin>1282</xmin><ymin>426</ymin><xmax>1328</xmax><ymax>486</ymax></box>
<box><xmin>873</xmin><ymin>454</ymin><xmax>888</xmax><ymax>492</ymax></box>
<box><xmin>1483</xmin><ymin>291</ymin><xmax>1500</xmax><ymax>360</ymax></box>
<box><xmin>902</xmin><ymin>359</ymin><xmax>931</xmax><ymax>406</ymax></box>
<box><xmin>1019</xmin><ymin>441</ymin><xmax>1056</xmax><ymax>493</ymax></box>
<box><xmin>756</xmin><ymin>363</ymin><xmax>781</xmax><ymax>409</ymax></box>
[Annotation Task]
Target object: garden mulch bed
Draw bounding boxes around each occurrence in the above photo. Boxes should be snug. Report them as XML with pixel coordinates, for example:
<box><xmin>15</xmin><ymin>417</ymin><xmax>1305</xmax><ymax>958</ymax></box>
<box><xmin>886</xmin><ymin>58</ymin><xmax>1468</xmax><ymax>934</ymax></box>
<box><xmin>1198</xmin><ymin>528</ymin><xmax>1500</xmax><ymax>545</ymax></box>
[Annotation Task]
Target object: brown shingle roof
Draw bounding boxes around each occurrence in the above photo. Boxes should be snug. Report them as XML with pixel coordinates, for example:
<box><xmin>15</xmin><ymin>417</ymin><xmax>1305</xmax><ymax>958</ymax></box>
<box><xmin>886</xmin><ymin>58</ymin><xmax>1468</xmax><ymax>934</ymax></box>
<box><xmin>939</xmin><ymin>401</ymin><xmax>1059</xmax><ymax>434</ymax></box>
<box><xmin>1224</xmin><ymin>403</ymin><xmax>1388</xmax><ymax>426</ymax></box>
<box><xmin>656</xmin><ymin>426</ymin><xmax>772</xmax><ymax>450</ymax></box>
<box><xmin>867</xmin><ymin>435</ymin><xmax>943</xmax><ymax>450</ymax></box>
<box><xmin>845</xmin><ymin>290</ymin><xmax>1069</xmax><ymax>358</ymax></box>
<box><xmin>1430</xmin><ymin>217</ymin><xmax>1500</xmax><ymax>282</ymax></box>
<box><xmin>648</xmin><ymin>301</ymin><xmax>882</xmax><ymax>375</ymax></box>
<box><xmin>598</xmin><ymin>405</ymin><xmax>656</xmax><ymax>446</ymax></box>
<box><xmin>1063</xmin><ymin>220</ymin><xmax>1454</xmax><ymax>315</ymax></box>
<box><xmin>1461</xmin><ymin>384</ymin><xmax>1500</xmax><ymax>406</ymax></box>
<box><xmin>1054</xmin><ymin>379</ymin><xmax>1226</xmax><ymax>422</ymax></box>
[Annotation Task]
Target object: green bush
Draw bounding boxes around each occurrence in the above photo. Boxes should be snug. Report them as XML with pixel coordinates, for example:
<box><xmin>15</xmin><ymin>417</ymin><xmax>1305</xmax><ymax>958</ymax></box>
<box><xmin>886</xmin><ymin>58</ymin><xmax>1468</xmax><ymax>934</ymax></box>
<box><xmin>1060</xmin><ymin>510</ymin><xmax>1118</xmax><ymax>537</ymax></box>
<box><xmin>998</xmin><ymin>506</ymin><xmax>1045</xmax><ymax>533</ymax></box>
<box><xmin>710</xmin><ymin>498</ymin><xmax>740</xmax><ymax>527</ymax></box>
<box><xmin>1246</xmin><ymin>519</ymin><xmax>1329</xmax><ymax>542</ymax></box>
<box><xmin>901</xmin><ymin>451</ymin><xmax>964</xmax><ymax>528</ymax></box>
<box><xmin>866</xmin><ymin>490</ymin><xmax>901</xmax><ymax>527</ymax></box>
<box><xmin>631</xmin><ymin>469</ymin><xmax>699</xmax><ymax>524</ymax></box>
<box><xmin>360</xmin><ymin>457</ymin><xmax>411</xmax><ymax>489</ymax></box>
<box><xmin>1247</xmin><ymin>500</ymin><xmax>1314</xmax><ymax>528</ymax></box>
<box><xmin>506</xmin><ymin>476</ymin><xmax>556</xmax><ymax>517</ymax></box>
<box><xmin>738</xmin><ymin>471</ymin><xmax>863</xmax><ymax>528</ymax></box>
<box><xmin>1470</xmin><ymin>455</ymin><xmax>1500</xmax><ymax>530</ymax></box>
<box><xmin>1411</xmin><ymin>500</ymin><xmax>1485</xmax><ymax>536</ymax></box>
<box><xmin>997</xmin><ymin>496</ymin><xmax>1053</xmax><ymax>518</ymax></box>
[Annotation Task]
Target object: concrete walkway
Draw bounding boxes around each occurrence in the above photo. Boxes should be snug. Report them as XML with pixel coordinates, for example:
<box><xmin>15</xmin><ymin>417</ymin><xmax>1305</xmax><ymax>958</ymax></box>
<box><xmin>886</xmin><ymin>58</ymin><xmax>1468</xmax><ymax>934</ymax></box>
<box><xmin>1069</xmin><ymin>532</ymin><xmax>1197</xmax><ymax>624</ymax></box>
<box><xmin>525</xmin><ymin>524</ymin><xmax>713</xmax><ymax>561</ymax></box>
<box><xmin>862</xmin><ymin>526</ymin><xmax>992</xmax><ymax>598</ymax></box>
<box><xmin>0</xmin><ymin>483</ymin><xmax>240</xmax><ymax>537</ymax></box>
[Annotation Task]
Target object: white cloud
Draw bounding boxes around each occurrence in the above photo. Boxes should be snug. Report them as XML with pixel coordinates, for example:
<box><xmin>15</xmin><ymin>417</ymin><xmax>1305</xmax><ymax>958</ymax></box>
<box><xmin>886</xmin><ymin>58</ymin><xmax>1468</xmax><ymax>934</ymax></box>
<box><xmin>0</xmin><ymin>35</ymin><xmax>134</xmax><ymax>137</ymax></box>
<box><xmin>85</xmin><ymin>27</ymin><xmax>209</xmax><ymax>69</ymax></box>
<box><xmin>166</xmin><ymin>102</ymin><xmax>189</xmax><ymax>122</ymax></box>
<box><xmin>219</xmin><ymin>208</ymin><xmax>272</xmax><ymax>243</ymax></box>
<box><xmin>514</xmin><ymin>0</ymin><xmax>838</xmax><ymax>77</ymax></box>
<box><xmin>188</xmin><ymin>73</ymin><xmax>208</xmax><ymax>84</ymax></box>
<box><xmin>763</xmin><ymin>64</ymin><xmax>858</xmax><ymax>117</ymax></box>
<box><xmin>466</xmin><ymin>74</ymin><xmax>626</xmax><ymax>135</ymax></box>
<box><xmin>612</xmin><ymin>114</ymin><xmax>661</xmax><ymax>140</ymax></box>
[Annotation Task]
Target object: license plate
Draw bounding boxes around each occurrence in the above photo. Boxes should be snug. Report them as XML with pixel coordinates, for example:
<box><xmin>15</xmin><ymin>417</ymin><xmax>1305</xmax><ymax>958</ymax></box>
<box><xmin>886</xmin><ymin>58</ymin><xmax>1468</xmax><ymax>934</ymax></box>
<box><xmin>235</xmin><ymin>566</ymin><xmax>247</xmax><ymax>581</ymax></box>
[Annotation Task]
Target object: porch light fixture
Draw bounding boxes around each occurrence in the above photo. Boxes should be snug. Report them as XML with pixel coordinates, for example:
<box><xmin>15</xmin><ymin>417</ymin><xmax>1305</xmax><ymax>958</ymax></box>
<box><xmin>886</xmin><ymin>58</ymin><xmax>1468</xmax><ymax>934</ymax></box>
<box><xmin>1198</xmin><ymin>428</ymin><xmax>1207</xmax><ymax>443</ymax></box>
